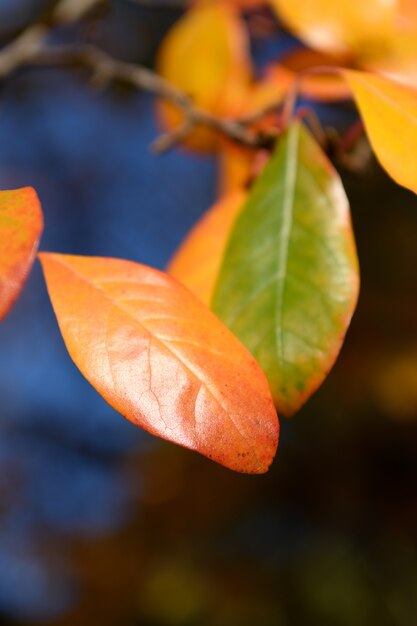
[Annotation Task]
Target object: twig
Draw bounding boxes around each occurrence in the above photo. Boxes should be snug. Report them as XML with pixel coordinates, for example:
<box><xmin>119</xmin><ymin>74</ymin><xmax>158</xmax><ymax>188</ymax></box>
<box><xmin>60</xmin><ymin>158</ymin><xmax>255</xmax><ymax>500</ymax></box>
<box><xmin>52</xmin><ymin>0</ymin><xmax>102</xmax><ymax>23</ymax></box>
<box><xmin>30</xmin><ymin>43</ymin><xmax>279</xmax><ymax>150</ymax></box>
<box><xmin>0</xmin><ymin>0</ymin><xmax>102</xmax><ymax>79</ymax></box>
<box><xmin>0</xmin><ymin>6</ymin><xmax>365</xmax><ymax>157</ymax></box>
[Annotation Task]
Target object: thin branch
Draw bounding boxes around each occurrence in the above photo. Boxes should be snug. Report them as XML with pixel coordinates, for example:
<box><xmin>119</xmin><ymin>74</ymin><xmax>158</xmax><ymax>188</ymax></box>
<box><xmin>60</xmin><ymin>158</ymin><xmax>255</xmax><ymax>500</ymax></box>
<box><xmin>0</xmin><ymin>0</ymin><xmax>281</xmax><ymax>151</ymax></box>
<box><xmin>0</xmin><ymin>24</ymin><xmax>48</xmax><ymax>79</ymax></box>
<box><xmin>0</xmin><ymin>4</ymin><xmax>364</xmax><ymax>157</ymax></box>
<box><xmin>31</xmin><ymin>43</ymin><xmax>279</xmax><ymax>149</ymax></box>
<box><xmin>0</xmin><ymin>0</ymin><xmax>102</xmax><ymax>79</ymax></box>
<box><xmin>52</xmin><ymin>0</ymin><xmax>103</xmax><ymax>23</ymax></box>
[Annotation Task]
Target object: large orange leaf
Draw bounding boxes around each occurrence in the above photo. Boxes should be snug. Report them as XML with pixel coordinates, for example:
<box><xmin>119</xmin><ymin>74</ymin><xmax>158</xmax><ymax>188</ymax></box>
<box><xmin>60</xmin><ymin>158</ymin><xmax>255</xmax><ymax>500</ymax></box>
<box><xmin>39</xmin><ymin>253</ymin><xmax>278</xmax><ymax>473</ymax></box>
<box><xmin>344</xmin><ymin>70</ymin><xmax>417</xmax><ymax>194</ymax></box>
<box><xmin>156</xmin><ymin>2</ymin><xmax>252</xmax><ymax>151</ymax></box>
<box><xmin>0</xmin><ymin>187</ymin><xmax>43</xmax><ymax>321</ymax></box>
<box><xmin>270</xmin><ymin>0</ymin><xmax>397</xmax><ymax>56</ymax></box>
<box><xmin>168</xmin><ymin>190</ymin><xmax>246</xmax><ymax>305</ymax></box>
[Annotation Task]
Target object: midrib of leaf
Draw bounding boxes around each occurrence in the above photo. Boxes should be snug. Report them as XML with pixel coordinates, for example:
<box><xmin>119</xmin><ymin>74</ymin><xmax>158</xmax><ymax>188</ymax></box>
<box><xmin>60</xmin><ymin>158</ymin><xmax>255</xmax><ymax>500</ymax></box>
<box><xmin>274</xmin><ymin>123</ymin><xmax>300</xmax><ymax>367</ymax></box>
<box><xmin>50</xmin><ymin>257</ymin><xmax>260</xmax><ymax>460</ymax></box>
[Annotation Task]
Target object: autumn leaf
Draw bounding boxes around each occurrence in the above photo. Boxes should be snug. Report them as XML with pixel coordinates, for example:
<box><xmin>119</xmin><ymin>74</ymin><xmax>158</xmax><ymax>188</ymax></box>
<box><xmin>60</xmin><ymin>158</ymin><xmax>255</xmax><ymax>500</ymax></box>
<box><xmin>266</xmin><ymin>48</ymin><xmax>351</xmax><ymax>102</ymax></box>
<box><xmin>0</xmin><ymin>187</ymin><xmax>43</xmax><ymax>321</ymax></box>
<box><xmin>39</xmin><ymin>253</ymin><xmax>279</xmax><ymax>473</ymax></box>
<box><xmin>217</xmin><ymin>141</ymin><xmax>255</xmax><ymax>195</ymax></box>
<box><xmin>212</xmin><ymin>122</ymin><xmax>359</xmax><ymax>416</ymax></box>
<box><xmin>270</xmin><ymin>0</ymin><xmax>396</xmax><ymax>56</ymax></box>
<box><xmin>358</xmin><ymin>0</ymin><xmax>417</xmax><ymax>87</ymax></box>
<box><xmin>362</xmin><ymin>32</ymin><xmax>417</xmax><ymax>87</ymax></box>
<box><xmin>168</xmin><ymin>190</ymin><xmax>247</xmax><ymax>305</ymax></box>
<box><xmin>344</xmin><ymin>70</ymin><xmax>417</xmax><ymax>194</ymax></box>
<box><xmin>156</xmin><ymin>2</ymin><xmax>252</xmax><ymax>151</ymax></box>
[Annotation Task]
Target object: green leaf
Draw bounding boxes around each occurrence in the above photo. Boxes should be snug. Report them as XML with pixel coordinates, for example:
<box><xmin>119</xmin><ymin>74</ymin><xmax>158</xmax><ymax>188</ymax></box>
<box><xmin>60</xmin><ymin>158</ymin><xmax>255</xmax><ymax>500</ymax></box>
<box><xmin>212</xmin><ymin>122</ymin><xmax>359</xmax><ymax>416</ymax></box>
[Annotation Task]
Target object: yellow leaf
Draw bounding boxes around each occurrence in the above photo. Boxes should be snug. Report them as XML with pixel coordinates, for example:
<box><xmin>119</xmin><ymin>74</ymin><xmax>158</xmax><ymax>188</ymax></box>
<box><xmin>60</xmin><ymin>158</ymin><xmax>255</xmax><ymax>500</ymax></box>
<box><xmin>270</xmin><ymin>0</ymin><xmax>397</xmax><ymax>56</ymax></box>
<box><xmin>344</xmin><ymin>69</ymin><xmax>417</xmax><ymax>194</ymax></box>
<box><xmin>156</xmin><ymin>1</ymin><xmax>252</xmax><ymax>151</ymax></box>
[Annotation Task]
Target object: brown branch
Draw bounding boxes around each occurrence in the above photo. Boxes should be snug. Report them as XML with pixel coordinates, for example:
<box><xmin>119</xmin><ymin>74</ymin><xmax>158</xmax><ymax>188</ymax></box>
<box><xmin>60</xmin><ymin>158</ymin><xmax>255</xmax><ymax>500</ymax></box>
<box><xmin>0</xmin><ymin>0</ymin><xmax>289</xmax><ymax>152</ymax></box>
<box><xmin>0</xmin><ymin>0</ymin><xmax>102</xmax><ymax>79</ymax></box>
<box><xmin>29</xmin><ymin>43</ymin><xmax>280</xmax><ymax>150</ymax></box>
<box><xmin>0</xmin><ymin>24</ymin><xmax>48</xmax><ymax>79</ymax></box>
<box><xmin>0</xmin><ymin>0</ymin><xmax>283</xmax><ymax>151</ymax></box>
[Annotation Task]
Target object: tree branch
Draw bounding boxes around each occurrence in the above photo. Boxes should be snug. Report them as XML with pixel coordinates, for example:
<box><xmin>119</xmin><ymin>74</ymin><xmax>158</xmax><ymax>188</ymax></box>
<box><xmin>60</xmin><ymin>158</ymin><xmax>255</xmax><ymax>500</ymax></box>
<box><xmin>0</xmin><ymin>0</ymin><xmax>102</xmax><ymax>79</ymax></box>
<box><xmin>0</xmin><ymin>0</ymin><xmax>281</xmax><ymax>152</ymax></box>
<box><xmin>30</xmin><ymin>43</ymin><xmax>280</xmax><ymax>150</ymax></box>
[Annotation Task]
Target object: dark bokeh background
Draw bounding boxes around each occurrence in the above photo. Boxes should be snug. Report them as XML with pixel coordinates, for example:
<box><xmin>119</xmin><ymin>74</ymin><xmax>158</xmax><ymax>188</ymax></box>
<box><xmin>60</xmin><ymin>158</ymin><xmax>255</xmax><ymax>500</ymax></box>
<box><xmin>0</xmin><ymin>1</ymin><xmax>417</xmax><ymax>625</ymax></box>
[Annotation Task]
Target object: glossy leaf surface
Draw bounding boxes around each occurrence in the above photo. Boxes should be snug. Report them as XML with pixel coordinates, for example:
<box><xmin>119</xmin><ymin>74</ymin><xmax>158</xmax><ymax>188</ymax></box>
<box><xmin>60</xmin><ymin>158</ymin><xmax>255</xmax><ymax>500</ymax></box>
<box><xmin>40</xmin><ymin>253</ymin><xmax>279</xmax><ymax>473</ymax></box>
<box><xmin>0</xmin><ymin>187</ymin><xmax>43</xmax><ymax>321</ymax></box>
<box><xmin>168</xmin><ymin>190</ymin><xmax>246</xmax><ymax>305</ymax></box>
<box><xmin>344</xmin><ymin>70</ymin><xmax>417</xmax><ymax>194</ymax></box>
<box><xmin>270</xmin><ymin>0</ymin><xmax>396</xmax><ymax>55</ymax></box>
<box><xmin>213</xmin><ymin>123</ymin><xmax>359</xmax><ymax>416</ymax></box>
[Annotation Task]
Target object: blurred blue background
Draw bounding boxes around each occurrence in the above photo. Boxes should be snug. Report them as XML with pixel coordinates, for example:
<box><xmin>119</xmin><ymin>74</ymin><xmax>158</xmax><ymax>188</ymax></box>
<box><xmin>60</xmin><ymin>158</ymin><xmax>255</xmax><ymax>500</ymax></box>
<box><xmin>0</xmin><ymin>1</ymin><xmax>417</xmax><ymax>625</ymax></box>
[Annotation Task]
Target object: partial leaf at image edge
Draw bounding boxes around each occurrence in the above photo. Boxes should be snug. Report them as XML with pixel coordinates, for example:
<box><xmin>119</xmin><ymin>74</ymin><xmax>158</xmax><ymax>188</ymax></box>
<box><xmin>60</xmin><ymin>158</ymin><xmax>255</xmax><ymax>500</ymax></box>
<box><xmin>344</xmin><ymin>69</ymin><xmax>417</xmax><ymax>195</ymax></box>
<box><xmin>39</xmin><ymin>253</ymin><xmax>279</xmax><ymax>474</ymax></box>
<box><xmin>212</xmin><ymin>122</ymin><xmax>360</xmax><ymax>416</ymax></box>
<box><xmin>0</xmin><ymin>187</ymin><xmax>43</xmax><ymax>322</ymax></box>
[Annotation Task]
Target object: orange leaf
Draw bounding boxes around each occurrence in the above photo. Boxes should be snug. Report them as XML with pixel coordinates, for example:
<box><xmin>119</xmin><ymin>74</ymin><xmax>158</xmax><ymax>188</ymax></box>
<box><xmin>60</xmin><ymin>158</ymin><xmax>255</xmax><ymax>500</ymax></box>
<box><xmin>270</xmin><ymin>0</ymin><xmax>397</xmax><ymax>56</ymax></box>
<box><xmin>156</xmin><ymin>2</ymin><xmax>252</xmax><ymax>151</ymax></box>
<box><xmin>0</xmin><ymin>187</ymin><xmax>43</xmax><ymax>321</ymax></box>
<box><xmin>217</xmin><ymin>141</ymin><xmax>255</xmax><ymax>195</ymax></box>
<box><xmin>343</xmin><ymin>69</ymin><xmax>417</xmax><ymax>194</ymax></box>
<box><xmin>168</xmin><ymin>190</ymin><xmax>246</xmax><ymax>305</ymax></box>
<box><xmin>267</xmin><ymin>48</ymin><xmax>352</xmax><ymax>102</ymax></box>
<box><xmin>39</xmin><ymin>253</ymin><xmax>278</xmax><ymax>473</ymax></box>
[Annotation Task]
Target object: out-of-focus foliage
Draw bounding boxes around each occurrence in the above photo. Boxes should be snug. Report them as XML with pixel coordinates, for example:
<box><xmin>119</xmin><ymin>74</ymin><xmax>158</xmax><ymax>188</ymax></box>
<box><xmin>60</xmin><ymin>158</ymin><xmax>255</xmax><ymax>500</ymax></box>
<box><xmin>344</xmin><ymin>70</ymin><xmax>417</xmax><ymax>194</ymax></box>
<box><xmin>156</xmin><ymin>1</ymin><xmax>252</xmax><ymax>150</ymax></box>
<box><xmin>269</xmin><ymin>0</ymin><xmax>396</xmax><ymax>56</ymax></box>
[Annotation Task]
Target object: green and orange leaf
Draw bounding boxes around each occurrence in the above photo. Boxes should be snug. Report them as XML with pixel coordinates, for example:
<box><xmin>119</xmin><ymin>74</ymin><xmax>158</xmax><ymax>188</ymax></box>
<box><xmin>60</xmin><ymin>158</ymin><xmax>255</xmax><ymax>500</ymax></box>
<box><xmin>0</xmin><ymin>187</ymin><xmax>43</xmax><ymax>321</ymax></box>
<box><xmin>39</xmin><ymin>253</ymin><xmax>279</xmax><ymax>473</ymax></box>
<box><xmin>212</xmin><ymin>122</ymin><xmax>360</xmax><ymax>416</ymax></box>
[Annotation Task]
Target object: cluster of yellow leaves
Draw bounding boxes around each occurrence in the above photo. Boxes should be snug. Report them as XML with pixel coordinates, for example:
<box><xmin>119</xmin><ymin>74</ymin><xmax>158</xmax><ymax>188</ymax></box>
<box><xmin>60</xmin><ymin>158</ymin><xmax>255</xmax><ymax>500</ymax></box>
<box><xmin>157</xmin><ymin>0</ymin><xmax>417</xmax><ymax>194</ymax></box>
